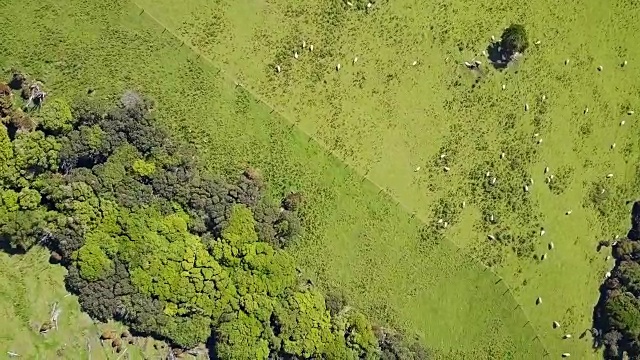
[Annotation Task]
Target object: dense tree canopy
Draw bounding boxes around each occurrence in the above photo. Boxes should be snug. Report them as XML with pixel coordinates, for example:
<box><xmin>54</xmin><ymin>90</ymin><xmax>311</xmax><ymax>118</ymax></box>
<box><xmin>0</xmin><ymin>74</ymin><xmax>428</xmax><ymax>359</ymax></box>
<box><xmin>594</xmin><ymin>201</ymin><xmax>640</xmax><ymax>359</ymax></box>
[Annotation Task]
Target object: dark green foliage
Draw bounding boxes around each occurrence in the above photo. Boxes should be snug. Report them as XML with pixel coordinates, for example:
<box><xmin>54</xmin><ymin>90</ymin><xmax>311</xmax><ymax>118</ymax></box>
<box><xmin>500</xmin><ymin>24</ymin><xmax>529</xmax><ymax>58</ymax></box>
<box><xmin>594</xmin><ymin>201</ymin><xmax>640</xmax><ymax>359</ymax></box>
<box><xmin>0</xmin><ymin>80</ymin><xmax>427</xmax><ymax>357</ymax></box>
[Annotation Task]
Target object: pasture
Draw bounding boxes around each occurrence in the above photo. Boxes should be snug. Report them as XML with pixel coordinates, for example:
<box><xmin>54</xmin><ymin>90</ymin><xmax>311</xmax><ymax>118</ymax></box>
<box><xmin>1</xmin><ymin>0</ymin><xmax>639</xmax><ymax>358</ymax></box>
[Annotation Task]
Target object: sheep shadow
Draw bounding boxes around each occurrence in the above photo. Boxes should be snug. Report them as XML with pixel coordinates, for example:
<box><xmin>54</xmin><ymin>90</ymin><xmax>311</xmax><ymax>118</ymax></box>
<box><xmin>486</xmin><ymin>41</ymin><xmax>509</xmax><ymax>70</ymax></box>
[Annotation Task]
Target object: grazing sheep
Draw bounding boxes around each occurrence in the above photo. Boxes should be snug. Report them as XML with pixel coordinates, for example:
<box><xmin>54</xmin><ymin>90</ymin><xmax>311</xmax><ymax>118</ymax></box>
<box><xmin>500</xmin><ymin>152</ymin><xmax>506</xmax><ymax>159</ymax></box>
<box><xmin>437</xmin><ymin>218</ymin><xmax>443</xmax><ymax>224</ymax></box>
<box><xmin>565</xmin><ymin>59</ymin><xmax>570</xmax><ymax>65</ymax></box>
<box><xmin>443</xmin><ymin>221</ymin><xmax>449</xmax><ymax>228</ymax></box>
<box><xmin>623</xmin><ymin>60</ymin><xmax>628</xmax><ymax>67</ymax></box>
<box><xmin>367</xmin><ymin>2</ymin><xmax>372</xmax><ymax>8</ymax></box>
<box><xmin>550</xmin><ymin>174</ymin><xmax>555</xmax><ymax>180</ymax></box>
<box><xmin>440</xmin><ymin>153</ymin><xmax>447</xmax><ymax>159</ymax></box>
<box><xmin>414</xmin><ymin>166</ymin><xmax>421</xmax><ymax>172</ymax></box>
<box><xmin>542</xmin><ymin>94</ymin><xmax>547</xmax><ymax>101</ymax></box>
<box><xmin>412</xmin><ymin>60</ymin><xmax>418</xmax><ymax>66</ymax></box>
<box><xmin>628</xmin><ymin>110</ymin><xmax>634</xmax><ymax>115</ymax></box>
<box><xmin>488</xmin><ymin>234</ymin><xmax>496</xmax><ymax>240</ymax></box>
<box><xmin>613</xmin><ymin>241</ymin><xmax>618</xmax><ymax>246</ymax></box>
<box><xmin>491</xmin><ymin>177</ymin><xmax>497</xmax><ymax>185</ymax></box>
<box><xmin>541</xmin><ymin>253</ymin><xmax>547</xmax><ymax>260</ymax></box>
<box><xmin>523</xmin><ymin>184</ymin><xmax>529</xmax><ymax>192</ymax></box>
<box><xmin>584</xmin><ymin>107</ymin><xmax>589</xmax><ymax>115</ymax></box>
<box><xmin>275</xmin><ymin>65</ymin><xmax>282</xmax><ymax>73</ymax></box>
<box><xmin>486</xmin><ymin>171</ymin><xmax>491</xmax><ymax>177</ymax></box>
<box><xmin>606</xmin><ymin>255</ymin><xmax>611</xmax><ymax>261</ymax></box>
<box><xmin>502</xmin><ymin>84</ymin><xmax>506</xmax><ymax>90</ymax></box>
<box><xmin>530</xmin><ymin>178</ymin><xmax>534</xmax><ymax>185</ymax></box>
<box><xmin>621</xmin><ymin>120</ymin><xmax>626</xmax><ymax>126</ymax></box>
<box><xmin>525</xmin><ymin>103</ymin><xmax>530</xmax><ymax>111</ymax></box>
<box><xmin>462</xmin><ymin>200</ymin><xmax>466</xmax><ymax>208</ymax></box>
<box><xmin>562</xmin><ymin>354</ymin><xmax>571</xmax><ymax>358</ymax></box>
<box><xmin>482</xmin><ymin>50</ymin><xmax>487</xmax><ymax>57</ymax></box>
<box><xmin>294</xmin><ymin>51</ymin><xmax>299</xmax><ymax>59</ymax></box>
<box><xmin>443</xmin><ymin>166</ymin><xmax>450</xmax><ymax>172</ymax></box>
<box><xmin>607</xmin><ymin>173</ymin><xmax>614</xmax><ymax>178</ymax></box>
<box><xmin>347</xmin><ymin>1</ymin><xmax>353</xmax><ymax>5</ymax></box>
<box><xmin>544</xmin><ymin>166</ymin><xmax>550</xmax><ymax>174</ymax></box>
<box><xmin>611</xmin><ymin>143</ymin><xmax>616</xmax><ymax>149</ymax></box>
<box><xmin>566</xmin><ymin>210</ymin><xmax>572</xmax><ymax>215</ymax></box>
<box><xmin>534</xmin><ymin>133</ymin><xmax>540</xmax><ymax>137</ymax></box>
<box><xmin>597</xmin><ymin>65</ymin><xmax>603</xmax><ymax>71</ymax></box>
<box><xmin>563</xmin><ymin>334</ymin><xmax>572</xmax><ymax>339</ymax></box>
<box><xmin>537</xmin><ymin>138</ymin><xmax>543</xmax><ymax>145</ymax></box>
<box><xmin>553</xmin><ymin>321</ymin><xmax>560</xmax><ymax>329</ymax></box>
<box><xmin>534</xmin><ymin>40</ymin><xmax>541</xmax><ymax>45</ymax></box>
<box><xmin>540</xmin><ymin>228</ymin><xmax>546</xmax><ymax>236</ymax></box>
<box><xmin>615</xmin><ymin>234</ymin><xmax>620</xmax><ymax>239</ymax></box>
<box><xmin>309</xmin><ymin>44</ymin><xmax>314</xmax><ymax>51</ymax></box>
<box><xmin>605</xmin><ymin>271</ymin><xmax>612</xmax><ymax>278</ymax></box>
<box><xmin>302</xmin><ymin>40</ymin><xmax>306</xmax><ymax>48</ymax></box>
<box><xmin>336</xmin><ymin>63</ymin><xmax>341</xmax><ymax>71</ymax></box>
<box><xmin>548</xmin><ymin>242</ymin><xmax>555</xmax><ymax>250</ymax></box>
<box><xmin>536</xmin><ymin>297</ymin><xmax>542</xmax><ymax>305</ymax></box>
<box><xmin>474</xmin><ymin>60</ymin><xmax>482</xmax><ymax>66</ymax></box>
<box><xmin>491</xmin><ymin>35</ymin><xmax>496</xmax><ymax>42</ymax></box>
<box><xmin>464</xmin><ymin>61</ymin><xmax>473</xmax><ymax>68</ymax></box>
<box><xmin>353</xmin><ymin>56</ymin><xmax>358</xmax><ymax>64</ymax></box>
<box><xmin>490</xmin><ymin>214</ymin><xmax>495</xmax><ymax>222</ymax></box>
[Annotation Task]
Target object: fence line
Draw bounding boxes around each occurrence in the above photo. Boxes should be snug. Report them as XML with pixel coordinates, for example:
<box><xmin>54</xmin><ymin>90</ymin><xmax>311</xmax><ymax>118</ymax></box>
<box><xmin>129</xmin><ymin>2</ymin><xmax>550</xmax><ymax>356</ymax></box>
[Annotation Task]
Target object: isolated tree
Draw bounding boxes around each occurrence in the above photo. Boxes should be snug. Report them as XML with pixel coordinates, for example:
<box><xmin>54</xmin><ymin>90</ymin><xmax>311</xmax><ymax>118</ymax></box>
<box><xmin>500</xmin><ymin>24</ymin><xmax>529</xmax><ymax>58</ymax></box>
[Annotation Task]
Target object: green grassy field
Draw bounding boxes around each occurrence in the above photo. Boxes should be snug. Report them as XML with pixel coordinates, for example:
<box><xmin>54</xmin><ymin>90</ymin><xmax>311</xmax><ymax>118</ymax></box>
<box><xmin>2</xmin><ymin>0</ymin><xmax>639</xmax><ymax>358</ymax></box>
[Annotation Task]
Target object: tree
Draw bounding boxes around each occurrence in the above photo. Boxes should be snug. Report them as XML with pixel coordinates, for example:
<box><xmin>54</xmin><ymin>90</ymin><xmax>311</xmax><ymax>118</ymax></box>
<box><xmin>36</xmin><ymin>98</ymin><xmax>73</xmax><ymax>135</ymax></box>
<box><xmin>500</xmin><ymin>24</ymin><xmax>529</xmax><ymax>58</ymax></box>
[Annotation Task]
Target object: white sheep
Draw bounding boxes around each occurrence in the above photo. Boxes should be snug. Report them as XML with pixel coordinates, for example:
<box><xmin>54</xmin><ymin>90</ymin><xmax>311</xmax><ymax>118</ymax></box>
<box><xmin>584</xmin><ymin>107</ymin><xmax>589</xmax><ymax>115</ymax></box>
<box><xmin>309</xmin><ymin>44</ymin><xmax>314</xmax><ymax>51</ymax></box>
<box><xmin>563</xmin><ymin>334</ymin><xmax>572</xmax><ymax>339</ymax></box>
<box><xmin>628</xmin><ymin>110</ymin><xmax>634</xmax><ymax>115</ymax></box>
<box><xmin>500</xmin><ymin>152</ymin><xmax>505</xmax><ymax>159</ymax></box>
<box><xmin>605</xmin><ymin>271</ymin><xmax>612</xmax><ymax>278</ymax></box>
<box><xmin>412</xmin><ymin>60</ymin><xmax>418</xmax><ymax>66</ymax></box>
<box><xmin>336</xmin><ymin>63</ymin><xmax>341</xmax><ymax>71</ymax></box>
<box><xmin>623</xmin><ymin>60</ymin><xmax>628</xmax><ymax>67</ymax></box>
<box><xmin>553</xmin><ymin>321</ymin><xmax>560</xmax><ymax>328</ymax></box>
<box><xmin>537</xmin><ymin>138</ymin><xmax>543</xmax><ymax>145</ymax></box>
<box><xmin>488</xmin><ymin>234</ymin><xmax>496</xmax><ymax>240</ymax></box>
<box><xmin>502</xmin><ymin>84</ymin><xmax>506</xmax><ymax>90</ymax></box>
<box><xmin>540</xmin><ymin>228</ymin><xmax>546</xmax><ymax>236</ymax></box>
<box><xmin>443</xmin><ymin>166</ymin><xmax>450</xmax><ymax>172</ymax></box>
<box><xmin>534</xmin><ymin>40</ymin><xmax>541</xmax><ymax>45</ymax></box>
<box><xmin>536</xmin><ymin>297</ymin><xmax>542</xmax><ymax>305</ymax></box>
<box><xmin>294</xmin><ymin>51</ymin><xmax>299</xmax><ymax>59</ymax></box>
<box><xmin>621</xmin><ymin>120</ymin><xmax>626</xmax><ymax>126</ymax></box>
<box><xmin>525</xmin><ymin>103</ymin><xmax>530</xmax><ymax>111</ymax></box>
<box><xmin>611</xmin><ymin>143</ymin><xmax>617</xmax><ymax>149</ymax></box>
<box><xmin>353</xmin><ymin>56</ymin><xmax>358</xmax><ymax>65</ymax></box>
<box><xmin>544</xmin><ymin>166</ymin><xmax>550</xmax><ymax>174</ymax></box>
<box><xmin>491</xmin><ymin>177</ymin><xmax>497</xmax><ymax>185</ymax></box>
<box><xmin>562</xmin><ymin>353</ymin><xmax>571</xmax><ymax>358</ymax></box>
<box><xmin>275</xmin><ymin>65</ymin><xmax>282</xmax><ymax>73</ymax></box>
<box><xmin>524</xmin><ymin>184</ymin><xmax>529</xmax><ymax>192</ymax></box>
<box><xmin>414</xmin><ymin>166</ymin><xmax>421</xmax><ymax>172</ymax></box>
<box><xmin>565</xmin><ymin>59</ymin><xmax>570</xmax><ymax>65</ymax></box>
<box><xmin>549</xmin><ymin>242</ymin><xmax>555</xmax><ymax>250</ymax></box>
<box><xmin>566</xmin><ymin>210</ymin><xmax>572</xmax><ymax>215</ymax></box>
<box><xmin>607</xmin><ymin>173</ymin><xmax>614</xmax><ymax>178</ymax></box>
<box><xmin>541</xmin><ymin>253</ymin><xmax>547</xmax><ymax>260</ymax></box>
<box><xmin>597</xmin><ymin>65</ymin><xmax>603</xmax><ymax>71</ymax></box>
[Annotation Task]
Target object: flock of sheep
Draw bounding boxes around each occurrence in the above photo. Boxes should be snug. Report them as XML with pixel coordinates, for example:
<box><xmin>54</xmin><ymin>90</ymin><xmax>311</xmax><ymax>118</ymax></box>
<box><xmin>273</xmin><ymin>25</ymin><xmax>634</xmax><ymax>358</ymax></box>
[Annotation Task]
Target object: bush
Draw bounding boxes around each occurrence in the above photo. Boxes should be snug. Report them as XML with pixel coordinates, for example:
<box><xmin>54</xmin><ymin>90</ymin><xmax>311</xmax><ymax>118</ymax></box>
<box><xmin>500</xmin><ymin>24</ymin><xmax>529</xmax><ymax>58</ymax></box>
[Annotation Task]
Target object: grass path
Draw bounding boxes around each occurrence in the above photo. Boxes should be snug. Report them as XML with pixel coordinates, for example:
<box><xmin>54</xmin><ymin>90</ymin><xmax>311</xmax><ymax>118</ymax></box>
<box><xmin>132</xmin><ymin>2</ymin><xmax>550</xmax><ymax>356</ymax></box>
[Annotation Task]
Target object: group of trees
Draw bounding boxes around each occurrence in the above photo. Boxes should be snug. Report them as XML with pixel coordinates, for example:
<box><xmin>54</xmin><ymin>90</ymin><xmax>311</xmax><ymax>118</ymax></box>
<box><xmin>593</xmin><ymin>201</ymin><xmax>640</xmax><ymax>359</ymax></box>
<box><xmin>0</xmin><ymin>73</ymin><xmax>428</xmax><ymax>359</ymax></box>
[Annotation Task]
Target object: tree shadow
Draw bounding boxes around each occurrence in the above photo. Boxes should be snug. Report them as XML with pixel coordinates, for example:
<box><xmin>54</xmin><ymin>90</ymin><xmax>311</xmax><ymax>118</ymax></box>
<box><xmin>486</xmin><ymin>41</ymin><xmax>509</xmax><ymax>70</ymax></box>
<box><xmin>0</xmin><ymin>236</ymin><xmax>27</xmax><ymax>255</ymax></box>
